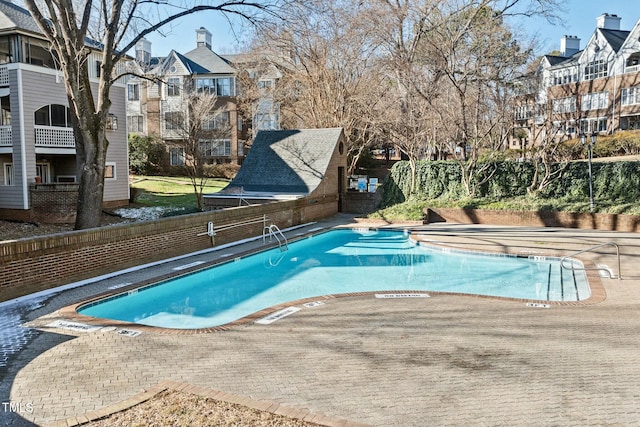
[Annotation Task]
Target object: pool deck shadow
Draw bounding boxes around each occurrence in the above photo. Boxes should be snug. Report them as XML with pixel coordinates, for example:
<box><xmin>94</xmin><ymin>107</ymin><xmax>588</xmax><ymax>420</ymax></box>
<box><xmin>4</xmin><ymin>216</ymin><xmax>640</xmax><ymax>426</ymax></box>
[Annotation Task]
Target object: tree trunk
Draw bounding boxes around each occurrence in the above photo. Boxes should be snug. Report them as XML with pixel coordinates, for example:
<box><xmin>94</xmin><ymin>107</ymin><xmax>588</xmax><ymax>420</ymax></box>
<box><xmin>71</xmin><ymin>99</ymin><xmax>109</xmax><ymax>230</ymax></box>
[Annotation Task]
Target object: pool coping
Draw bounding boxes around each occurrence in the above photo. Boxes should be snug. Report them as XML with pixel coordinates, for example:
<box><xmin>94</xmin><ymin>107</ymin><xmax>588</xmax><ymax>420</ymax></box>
<box><xmin>51</xmin><ymin>225</ymin><xmax>607</xmax><ymax>336</ymax></box>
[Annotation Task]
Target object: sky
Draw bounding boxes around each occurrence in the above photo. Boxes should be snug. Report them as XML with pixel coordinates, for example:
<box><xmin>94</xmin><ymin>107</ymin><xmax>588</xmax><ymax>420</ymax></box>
<box><xmin>141</xmin><ymin>12</ymin><xmax>251</xmax><ymax>57</ymax></box>
<box><xmin>516</xmin><ymin>0</ymin><xmax>640</xmax><ymax>54</ymax></box>
<box><xmin>140</xmin><ymin>1</ymin><xmax>640</xmax><ymax>58</ymax></box>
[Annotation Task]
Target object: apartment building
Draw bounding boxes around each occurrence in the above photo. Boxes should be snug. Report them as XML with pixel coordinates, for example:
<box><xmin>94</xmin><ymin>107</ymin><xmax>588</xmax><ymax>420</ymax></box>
<box><xmin>512</xmin><ymin>13</ymin><xmax>640</xmax><ymax>149</ymax></box>
<box><xmin>0</xmin><ymin>0</ymin><xmax>129</xmax><ymax>222</ymax></box>
<box><xmin>127</xmin><ymin>28</ymin><xmax>282</xmax><ymax>168</ymax></box>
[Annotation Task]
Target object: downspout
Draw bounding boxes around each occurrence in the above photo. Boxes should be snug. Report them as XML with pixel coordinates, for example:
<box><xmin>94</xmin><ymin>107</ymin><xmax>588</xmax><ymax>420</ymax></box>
<box><xmin>17</xmin><ymin>67</ymin><xmax>28</xmax><ymax>209</ymax></box>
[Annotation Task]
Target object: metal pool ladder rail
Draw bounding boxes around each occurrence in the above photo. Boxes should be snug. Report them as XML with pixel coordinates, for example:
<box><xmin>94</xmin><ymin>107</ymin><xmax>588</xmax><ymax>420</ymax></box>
<box><xmin>560</xmin><ymin>242</ymin><xmax>622</xmax><ymax>280</ymax></box>
<box><xmin>264</xmin><ymin>224</ymin><xmax>288</xmax><ymax>251</ymax></box>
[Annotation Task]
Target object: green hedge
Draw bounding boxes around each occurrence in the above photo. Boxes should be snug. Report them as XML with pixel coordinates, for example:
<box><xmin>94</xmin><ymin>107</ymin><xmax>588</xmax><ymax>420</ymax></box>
<box><xmin>381</xmin><ymin>160</ymin><xmax>640</xmax><ymax>207</ymax></box>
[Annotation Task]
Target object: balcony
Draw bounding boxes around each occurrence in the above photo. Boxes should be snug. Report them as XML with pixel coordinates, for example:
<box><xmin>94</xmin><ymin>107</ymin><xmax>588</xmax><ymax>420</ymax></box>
<box><xmin>0</xmin><ymin>125</ymin><xmax>10</xmax><ymax>146</ymax></box>
<box><xmin>35</xmin><ymin>125</ymin><xmax>75</xmax><ymax>148</ymax></box>
<box><xmin>624</xmin><ymin>64</ymin><xmax>640</xmax><ymax>74</ymax></box>
<box><xmin>0</xmin><ymin>65</ymin><xmax>8</xmax><ymax>86</ymax></box>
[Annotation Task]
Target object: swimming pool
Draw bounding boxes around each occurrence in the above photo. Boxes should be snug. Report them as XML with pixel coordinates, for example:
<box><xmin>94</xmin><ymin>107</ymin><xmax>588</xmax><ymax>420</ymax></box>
<box><xmin>78</xmin><ymin>229</ymin><xmax>590</xmax><ymax>329</ymax></box>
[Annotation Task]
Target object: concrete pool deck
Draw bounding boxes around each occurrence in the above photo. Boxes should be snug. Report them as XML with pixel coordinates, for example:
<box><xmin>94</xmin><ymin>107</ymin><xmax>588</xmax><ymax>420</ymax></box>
<box><xmin>3</xmin><ymin>215</ymin><xmax>640</xmax><ymax>426</ymax></box>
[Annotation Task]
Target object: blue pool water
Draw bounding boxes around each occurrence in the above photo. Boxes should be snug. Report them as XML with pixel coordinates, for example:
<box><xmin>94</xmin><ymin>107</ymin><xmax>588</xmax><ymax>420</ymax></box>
<box><xmin>78</xmin><ymin>229</ymin><xmax>590</xmax><ymax>329</ymax></box>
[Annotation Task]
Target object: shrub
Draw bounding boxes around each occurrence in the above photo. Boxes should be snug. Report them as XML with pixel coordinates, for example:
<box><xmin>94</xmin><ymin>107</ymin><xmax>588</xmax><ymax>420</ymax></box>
<box><xmin>203</xmin><ymin>163</ymin><xmax>240</xmax><ymax>179</ymax></box>
<box><xmin>381</xmin><ymin>159</ymin><xmax>640</xmax><ymax>212</ymax></box>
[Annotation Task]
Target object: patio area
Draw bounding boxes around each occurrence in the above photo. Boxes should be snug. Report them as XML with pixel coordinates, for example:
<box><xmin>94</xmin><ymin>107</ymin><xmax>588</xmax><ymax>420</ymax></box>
<box><xmin>2</xmin><ymin>218</ymin><xmax>640</xmax><ymax>426</ymax></box>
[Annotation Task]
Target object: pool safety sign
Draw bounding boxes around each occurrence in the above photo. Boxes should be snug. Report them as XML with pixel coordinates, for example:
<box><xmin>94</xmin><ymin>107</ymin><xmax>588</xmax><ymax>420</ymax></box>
<box><xmin>526</xmin><ymin>303</ymin><xmax>550</xmax><ymax>308</ymax></box>
<box><xmin>375</xmin><ymin>293</ymin><xmax>430</xmax><ymax>299</ymax></box>
<box><xmin>255</xmin><ymin>307</ymin><xmax>301</xmax><ymax>324</ymax></box>
<box><xmin>46</xmin><ymin>320</ymin><xmax>103</xmax><ymax>333</ymax></box>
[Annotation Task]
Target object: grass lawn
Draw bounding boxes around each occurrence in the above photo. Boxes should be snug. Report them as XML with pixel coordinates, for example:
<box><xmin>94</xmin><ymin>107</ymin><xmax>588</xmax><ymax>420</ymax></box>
<box><xmin>130</xmin><ymin>176</ymin><xmax>229</xmax><ymax>209</ymax></box>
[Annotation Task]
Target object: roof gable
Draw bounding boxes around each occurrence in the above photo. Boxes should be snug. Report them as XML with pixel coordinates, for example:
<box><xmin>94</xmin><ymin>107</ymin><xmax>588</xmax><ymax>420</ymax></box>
<box><xmin>183</xmin><ymin>46</ymin><xmax>236</xmax><ymax>74</ymax></box>
<box><xmin>156</xmin><ymin>50</ymin><xmax>209</xmax><ymax>75</ymax></box>
<box><xmin>224</xmin><ymin>128</ymin><xmax>344</xmax><ymax>194</ymax></box>
<box><xmin>599</xmin><ymin>29</ymin><xmax>630</xmax><ymax>53</ymax></box>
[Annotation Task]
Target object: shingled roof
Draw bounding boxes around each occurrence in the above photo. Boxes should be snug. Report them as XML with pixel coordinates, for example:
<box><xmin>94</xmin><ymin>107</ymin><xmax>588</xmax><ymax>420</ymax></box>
<box><xmin>0</xmin><ymin>0</ymin><xmax>43</xmax><ymax>35</ymax></box>
<box><xmin>183</xmin><ymin>45</ymin><xmax>235</xmax><ymax>75</ymax></box>
<box><xmin>222</xmin><ymin>128</ymin><xmax>344</xmax><ymax>195</ymax></box>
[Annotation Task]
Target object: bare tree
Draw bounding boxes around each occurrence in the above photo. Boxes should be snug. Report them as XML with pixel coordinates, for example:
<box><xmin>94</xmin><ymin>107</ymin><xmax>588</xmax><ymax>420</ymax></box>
<box><xmin>165</xmin><ymin>92</ymin><xmax>230</xmax><ymax>210</ymax></box>
<box><xmin>252</xmin><ymin>1</ymin><xmax>386</xmax><ymax>174</ymax></box>
<box><xmin>23</xmin><ymin>0</ymin><xmax>281</xmax><ymax>229</ymax></box>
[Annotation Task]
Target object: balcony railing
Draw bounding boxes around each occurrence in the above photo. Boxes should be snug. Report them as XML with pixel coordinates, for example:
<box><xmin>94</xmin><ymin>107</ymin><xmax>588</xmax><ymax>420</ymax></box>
<box><xmin>34</xmin><ymin>125</ymin><xmax>75</xmax><ymax>148</ymax></box>
<box><xmin>0</xmin><ymin>125</ymin><xmax>10</xmax><ymax>146</ymax></box>
<box><xmin>624</xmin><ymin>64</ymin><xmax>640</xmax><ymax>74</ymax></box>
<box><xmin>0</xmin><ymin>65</ymin><xmax>8</xmax><ymax>86</ymax></box>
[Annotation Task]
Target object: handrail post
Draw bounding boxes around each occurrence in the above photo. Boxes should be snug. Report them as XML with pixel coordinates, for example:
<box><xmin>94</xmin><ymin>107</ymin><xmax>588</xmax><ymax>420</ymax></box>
<box><xmin>560</xmin><ymin>241</ymin><xmax>622</xmax><ymax>280</ymax></box>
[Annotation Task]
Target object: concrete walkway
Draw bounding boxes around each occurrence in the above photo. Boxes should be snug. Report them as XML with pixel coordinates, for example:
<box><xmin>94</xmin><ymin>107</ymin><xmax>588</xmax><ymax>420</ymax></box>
<box><xmin>3</xmin><ymin>218</ymin><xmax>640</xmax><ymax>426</ymax></box>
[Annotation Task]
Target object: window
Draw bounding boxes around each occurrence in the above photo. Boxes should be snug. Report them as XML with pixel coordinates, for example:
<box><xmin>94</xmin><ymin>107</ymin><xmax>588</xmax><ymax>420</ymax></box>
<box><xmin>105</xmin><ymin>162</ymin><xmax>116</xmax><ymax>179</ymax></box>
<box><xmin>170</xmin><ymin>147</ymin><xmax>184</xmax><ymax>166</ymax></box>
<box><xmin>195</xmin><ymin>77</ymin><xmax>236</xmax><ymax>96</ymax></box>
<box><xmin>202</xmin><ymin>112</ymin><xmax>230</xmax><ymax>130</ymax></box>
<box><xmin>199</xmin><ymin>139</ymin><xmax>231</xmax><ymax>156</ymax></box>
<box><xmin>552</xmin><ymin>67</ymin><xmax>578</xmax><ymax>86</ymax></box>
<box><xmin>621</xmin><ymin>87</ymin><xmax>640</xmax><ymax>106</ymax></box>
<box><xmin>258</xmin><ymin>79</ymin><xmax>273</xmax><ymax>90</ymax></box>
<box><xmin>167</xmin><ymin>78</ymin><xmax>180</xmax><ymax>96</ymax></box>
<box><xmin>580</xmin><ymin>117</ymin><xmax>608</xmax><ymax>134</ymax></box>
<box><xmin>127</xmin><ymin>115</ymin><xmax>144</xmax><ymax>132</ymax></box>
<box><xmin>584</xmin><ymin>59</ymin><xmax>608</xmax><ymax>80</ymax></box>
<box><xmin>581</xmin><ymin>92</ymin><xmax>608</xmax><ymax>111</ymax></box>
<box><xmin>128</xmin><ymin>83</ymin><xmax>140</xmax><ymax>101</ymax></box>
<box><xmin>553</xmin><ymin>120</ymin><xmax>576</xmax><ymax>135</ymax></box>
<box><xmin>255</xmin><ymin>113</ymin><xmax>280</xmax><ymax>130</ymax></box>
<box><xmin>4</xmin><ymin>163</ymin><xmax>12</xmax><ymax>186</ymax></box>
<box><xmin>95</xmin><ymin>60</ymin><xmax>102</xmax><ymax>78</ymax></box>
<box><xmin>216</xmin><ymin>78</ymin><xmax>232</xmax><ymax>96</ymax></box>
<box><xmin>34</xmin><ymin>104</ymin><xmax>72</xmax><ymax>127</ymax></box>
<box><xmin>106</xmin><ymin>114</ymin><xmax>118</xmax><ymax>130</ymax></box>
<box><xmin>164</xmin><ymin>112</ymin><xmax>184</xmax><ymax>130</ymax></box>
<box><xmin>514</xmin><ymin>105</ymin><xmax>532</xmax><ymax>120</ymax></box>
<box><xmin>552</xmin><ymin>97</ymin><xmax>576</xmax><ymax>114</ymax></box>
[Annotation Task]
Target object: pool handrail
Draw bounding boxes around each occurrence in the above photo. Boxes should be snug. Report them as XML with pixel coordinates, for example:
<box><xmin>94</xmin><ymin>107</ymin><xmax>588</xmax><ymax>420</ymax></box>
<box><xmin>264</xmin><ymin>224</ymin><xmax>288</xmax><ymax>251</ymax></box>
<box><xmin>197</xmin><ymin>215</ymin><xmax>271</xmax><ymax>246</ymax></box>
<box><xmin>560</xmin><ymin>241</ymin><xmax>622</xmax><ymax>280</ymax></box>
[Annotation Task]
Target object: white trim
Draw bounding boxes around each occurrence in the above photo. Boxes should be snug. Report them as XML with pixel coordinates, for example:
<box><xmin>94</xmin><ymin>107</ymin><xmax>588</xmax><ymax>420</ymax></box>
<box><xmin>17</xmin><ymin>68</ymin><xmax>28</xmax><ymax>209</ymax></box>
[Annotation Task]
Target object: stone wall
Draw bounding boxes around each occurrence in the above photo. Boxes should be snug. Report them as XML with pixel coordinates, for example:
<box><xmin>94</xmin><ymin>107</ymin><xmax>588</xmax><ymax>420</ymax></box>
<box><xmin>0</xmin><ymin>196</ymin><xmax>338</xmax><ymax>302</ymax></box>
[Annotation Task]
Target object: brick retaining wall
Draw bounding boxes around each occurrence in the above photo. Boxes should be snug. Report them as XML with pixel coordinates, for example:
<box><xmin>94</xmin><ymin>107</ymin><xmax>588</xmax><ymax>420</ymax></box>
<box><xmin>425</xmin><ymin>207</ymin><xmax>640</xmax><ymax>232</ymax></box>
<box><xmin>0</xmin><ymin>196</ymin><xmax>338</xmax><ymax>302</ymax></box>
